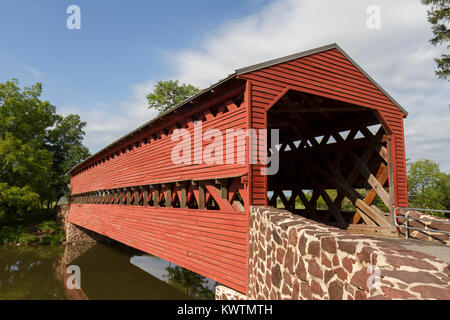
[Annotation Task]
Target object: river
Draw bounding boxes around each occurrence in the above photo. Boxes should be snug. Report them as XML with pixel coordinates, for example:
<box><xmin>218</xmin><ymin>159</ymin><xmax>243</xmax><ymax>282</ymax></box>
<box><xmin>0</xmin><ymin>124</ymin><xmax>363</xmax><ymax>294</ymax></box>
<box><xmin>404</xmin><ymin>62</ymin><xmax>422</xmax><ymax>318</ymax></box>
<box><xmin>0</xmin><ymin>242</ymin><xmax>216</xmax><ymax>300</ymax></box>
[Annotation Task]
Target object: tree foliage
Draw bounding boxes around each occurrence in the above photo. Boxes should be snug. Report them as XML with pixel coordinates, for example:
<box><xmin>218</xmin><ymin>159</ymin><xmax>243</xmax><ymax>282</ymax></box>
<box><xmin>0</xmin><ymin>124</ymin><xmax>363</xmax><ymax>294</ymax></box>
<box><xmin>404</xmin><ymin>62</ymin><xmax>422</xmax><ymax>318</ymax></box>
<box><xmin>46</xmin><ymin>114</ymin><xmax>90</xmax><ymax>205</ymax></box>
<box><xmin>421</xmin><ymin>0</ymin><xmax>450</xmax><ymax>80</ymax></box>
<box><xmin>147</xmin><ymin>80</ymin><xmax>200</xmax><ymax>115</ymax></box>
<box><xmin>0</xmin><ymin>79</ymin><xmax>90</xmax><ymax>225</ymax></box>
<box><xmin>407</xmin><ymin>158</ymin><xmax>450</xmax><ymax>211</ymax></box>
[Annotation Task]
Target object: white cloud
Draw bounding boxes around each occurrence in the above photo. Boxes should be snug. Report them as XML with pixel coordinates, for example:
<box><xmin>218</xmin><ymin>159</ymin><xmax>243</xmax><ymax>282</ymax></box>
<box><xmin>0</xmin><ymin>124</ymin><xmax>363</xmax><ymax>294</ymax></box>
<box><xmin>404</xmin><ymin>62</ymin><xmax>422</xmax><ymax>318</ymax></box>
<box><xmin>22</xmin><ymin>65</ymin><xmax>43</xmax><ymax>79</ymax></box>
<box><xmin>75</xmin><ymin>0</ymin><xmax>450</xmax><ymax>172</ymax></box>
<box><xmin>166</xmin><ymin>0</ymin><xmax>450</xmax><ymax>172</ymax></box>
<box><xmin>59</xmin><ymin>80</ymin><xmax>158</xmax><ymax>152</ymax></box>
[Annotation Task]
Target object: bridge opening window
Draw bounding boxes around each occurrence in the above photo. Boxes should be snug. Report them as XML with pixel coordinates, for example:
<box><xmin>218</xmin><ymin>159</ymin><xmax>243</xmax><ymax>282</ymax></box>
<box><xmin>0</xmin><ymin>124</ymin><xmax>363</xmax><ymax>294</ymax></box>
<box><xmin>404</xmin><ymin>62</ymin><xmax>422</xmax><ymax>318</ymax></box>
<box><xmin>267</xmin><ymin>90</ymin><xmax>392</xmax><ymax>231</ymax></box>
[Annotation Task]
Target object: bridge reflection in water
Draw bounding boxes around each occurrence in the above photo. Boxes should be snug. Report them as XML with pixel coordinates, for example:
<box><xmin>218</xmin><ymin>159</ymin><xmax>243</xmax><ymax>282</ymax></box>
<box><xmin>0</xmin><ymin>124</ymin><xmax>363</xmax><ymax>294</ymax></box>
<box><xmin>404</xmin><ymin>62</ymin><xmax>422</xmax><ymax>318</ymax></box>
<box><xmin>66</xmin><ymin>243</ymin><xmax>216</xmax><ymax>300</ymax></box>
<box><xmin>0</xmin><ymin>243</ymin><xmax>216</xmax><ymax>300</ymax></box>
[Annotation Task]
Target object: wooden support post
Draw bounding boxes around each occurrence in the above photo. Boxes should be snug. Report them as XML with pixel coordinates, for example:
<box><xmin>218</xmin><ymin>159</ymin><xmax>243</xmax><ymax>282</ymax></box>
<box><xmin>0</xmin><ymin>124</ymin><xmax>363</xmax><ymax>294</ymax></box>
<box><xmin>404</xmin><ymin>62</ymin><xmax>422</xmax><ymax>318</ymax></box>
<box><xmin>152</xmin><ymin>185</ymin><xmax>160</xmax><ymax>207</ymax></box>
<box><xmin>114</xmin><ymin>189</ymin><xmax>119</xmax><ymax>204</ymax></box>
<box><xmin>163</xmin><ymin>184</ymin><xmax>172</xmax><ymax>208</ymax></box>
<box><xmin>198</xmin><ymin>182</ymin><xmax>205</xmax><ymax>209</ymax></box>
<box><xmin>218</xmin><ymin>179</ymin><xmax>229</xmax><ymax>199</ymax></box>
<box><xmin>126</xmin><ymin>188</ymin><xmax>131</xmax><ymax>205</ymax></box>
<box><xmin>179</xmin><ymin>181</ymin><xmax>187</xmax><ymax>208</ymax></box>
<box><xmin>119</xmin><ymin>189</ymin><xmax>125</xmax><ymax>205</ymax></box>
<box><xmin>387</xmin><ymin>137</ymin><xmax>396</xmax><ymax>229</ymax></box>
<box><xmin>133</xmin><ymin>188</ymin><xmax>139</xmax><ymax>206</ymax></box>
<box><xmin>143</xmin><ymin>187</ymin><xmax>149</xmax><ymax>206</ymax></box>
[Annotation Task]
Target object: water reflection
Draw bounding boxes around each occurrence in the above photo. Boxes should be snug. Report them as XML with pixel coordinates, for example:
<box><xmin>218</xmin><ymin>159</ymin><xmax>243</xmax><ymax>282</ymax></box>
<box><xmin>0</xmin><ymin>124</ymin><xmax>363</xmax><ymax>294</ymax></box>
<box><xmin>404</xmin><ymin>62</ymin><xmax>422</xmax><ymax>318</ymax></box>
<box><xmin>0</xmin><ymin>243</ymin><xmax>216</xmax><ymax>300</ymax></box>
<box><xmin>0</xmin><ymin>246</ymin><xmax>65</xmax><ymax>300</ymax></box>
<box><xmin>131</xmin><ymin>256</ymin><xmax>216</xmax><ymax>300</ymax></box>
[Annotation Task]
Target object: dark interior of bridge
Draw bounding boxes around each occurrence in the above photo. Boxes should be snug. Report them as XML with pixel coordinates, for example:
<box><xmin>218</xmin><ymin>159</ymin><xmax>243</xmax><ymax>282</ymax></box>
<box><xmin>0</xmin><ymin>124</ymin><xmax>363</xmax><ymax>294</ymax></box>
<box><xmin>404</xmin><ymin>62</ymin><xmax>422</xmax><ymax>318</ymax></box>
<box><xmin>266</xmin><ymin>90</ymin><xmax>393</xmax><ymax>230</ymax></box>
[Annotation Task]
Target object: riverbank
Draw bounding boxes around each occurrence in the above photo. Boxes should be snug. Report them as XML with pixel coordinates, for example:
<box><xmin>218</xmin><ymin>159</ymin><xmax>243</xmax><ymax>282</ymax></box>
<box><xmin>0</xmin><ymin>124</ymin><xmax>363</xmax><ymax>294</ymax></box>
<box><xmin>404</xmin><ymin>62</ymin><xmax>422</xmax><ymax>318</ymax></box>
<box><xmin>0</xmin><ymin>208</ymin><xmax>65</xmax><ymax>246</ymax></box>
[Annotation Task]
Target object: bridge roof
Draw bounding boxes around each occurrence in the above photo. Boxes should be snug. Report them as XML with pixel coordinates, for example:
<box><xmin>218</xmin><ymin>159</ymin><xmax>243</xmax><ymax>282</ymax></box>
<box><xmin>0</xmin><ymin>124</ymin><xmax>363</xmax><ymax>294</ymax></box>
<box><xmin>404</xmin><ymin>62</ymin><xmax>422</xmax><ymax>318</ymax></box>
<box><xmin>70</xmin><ymin>43</ymin><xmax>407</xmax><ymax>174</ymax></box>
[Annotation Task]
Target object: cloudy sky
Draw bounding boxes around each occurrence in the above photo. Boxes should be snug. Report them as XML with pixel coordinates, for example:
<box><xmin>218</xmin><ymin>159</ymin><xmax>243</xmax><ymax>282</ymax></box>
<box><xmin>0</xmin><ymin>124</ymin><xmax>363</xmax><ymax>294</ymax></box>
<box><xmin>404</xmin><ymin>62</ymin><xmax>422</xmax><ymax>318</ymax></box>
<box><xmin>1</xmin><ymin>0</ymin><xmax>449</xmax><ymax>171</ymax></box>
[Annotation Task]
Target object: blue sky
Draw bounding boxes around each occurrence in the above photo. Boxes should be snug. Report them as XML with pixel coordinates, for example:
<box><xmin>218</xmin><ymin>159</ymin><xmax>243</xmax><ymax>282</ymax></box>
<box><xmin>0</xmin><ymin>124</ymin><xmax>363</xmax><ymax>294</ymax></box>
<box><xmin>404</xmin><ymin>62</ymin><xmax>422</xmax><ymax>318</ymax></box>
<box><xmin>1</xmin><ymin>0</ymin><xmax>449</xmax><ymax>172</ymax></box>
<box><xmin>0</xmin><ymin>0</ymin><xmax>268</xmax><ymax>109</ymax></box>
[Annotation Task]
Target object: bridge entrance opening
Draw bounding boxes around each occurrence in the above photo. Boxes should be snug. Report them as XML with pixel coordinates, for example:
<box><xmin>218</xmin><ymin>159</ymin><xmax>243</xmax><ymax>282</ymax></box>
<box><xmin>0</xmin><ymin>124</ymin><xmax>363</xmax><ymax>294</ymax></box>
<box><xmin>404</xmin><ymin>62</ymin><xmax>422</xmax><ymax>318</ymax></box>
<box><xmin>266</xmin><ymin>89</ymin><xmax>394</xmax><ymax>232</ymax></box>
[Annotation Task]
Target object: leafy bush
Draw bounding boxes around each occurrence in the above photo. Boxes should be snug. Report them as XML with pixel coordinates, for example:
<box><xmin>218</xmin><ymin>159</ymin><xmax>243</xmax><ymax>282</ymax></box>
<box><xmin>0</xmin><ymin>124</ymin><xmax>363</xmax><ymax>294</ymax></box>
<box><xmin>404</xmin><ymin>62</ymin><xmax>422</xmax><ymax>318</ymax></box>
<box><xmin>0</xmin><ymin>225</ymin><xmax>36</xmax><ymax>245</ymax></box>
<box><xmin>0</xmin><ymin>183</ymin><xmax>40</xmax><ymax>226</ymax></box>
<box><xmin>18</xmin><ymin>233</ymin><xmax>37</xmax><ymax>245</ymax></box>
<box><xmin>38</xmin><ymin>220</ymin><xmax>59</xmax><ymax>234</ymax></box>
<box><xmin>39</xmin><ymin>232</ymin><xmax>64</xmax><ymax>245</ymax></box>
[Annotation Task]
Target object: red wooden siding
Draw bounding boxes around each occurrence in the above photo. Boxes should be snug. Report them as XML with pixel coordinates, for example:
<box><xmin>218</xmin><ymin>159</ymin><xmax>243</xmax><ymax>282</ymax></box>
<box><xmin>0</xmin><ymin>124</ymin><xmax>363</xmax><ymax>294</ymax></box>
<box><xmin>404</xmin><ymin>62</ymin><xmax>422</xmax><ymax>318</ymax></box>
<box><xmin>71</xmin><ymin>92</ymin><xmax>249</xmax><ymax>194</ymax></box>
<box><xmin>239</xmin><ymin>48</ymin><xmax>408</xmax><ymax>207</ymax></box>
<box><xmin>68</xmin><ymin>204</ymin><xmax>248</xmax><ymax>293</ymax></box>
<box><xmin>68</xmin><ymin>45</ymin><xmax>409</xmax><ymax>296</ymax></box>
<box><xmin>69</xmin><ymin>85</ymin><xmax>251</xmax><ymax>294</ymax></box>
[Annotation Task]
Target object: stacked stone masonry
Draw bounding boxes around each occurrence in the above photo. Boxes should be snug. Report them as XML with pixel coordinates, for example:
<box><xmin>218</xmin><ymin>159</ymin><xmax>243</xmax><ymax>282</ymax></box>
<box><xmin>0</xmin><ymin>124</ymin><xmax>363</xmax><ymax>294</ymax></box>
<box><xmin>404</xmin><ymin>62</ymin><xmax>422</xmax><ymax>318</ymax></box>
<box><xmin>217</xmin><ymin>206</ymin><xmax>450</xmax><ymax>300</ymax></box>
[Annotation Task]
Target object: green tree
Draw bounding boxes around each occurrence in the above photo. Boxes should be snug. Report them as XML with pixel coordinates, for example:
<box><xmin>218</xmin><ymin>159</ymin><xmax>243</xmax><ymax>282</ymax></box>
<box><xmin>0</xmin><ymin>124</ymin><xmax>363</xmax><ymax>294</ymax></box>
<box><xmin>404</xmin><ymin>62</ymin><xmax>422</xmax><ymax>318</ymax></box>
<box><xmin>0</xmin><ymin>80</ymin><xmax>55</xmax><ymax>213</ymax></box>
<box><xmin>147</xmin><ymin>80</ymin><xmax>200</xmax><ymax>115</ymax></box>
<box><xmin>166</xmin><ymin>265</ymin><xmax>214</xmax><ymax>299</ymax></box>
<box><xmin>46</xmin><ymin>114</ymin><xmax>90</xmax><ymax>206</ymax></box>
<box><xmin>0</xmin><ymin>79</ymin><xmax>90</xmax><ymax>224</ymax></box>
<box><xmin>407</xmin><ymin>158</ymin><xmax>449</xmax><ymax>211</ymax></box>
<box><xmin>421</xmin><ymin>0</ymin><xmax>450</xmax><ymax>80</ymax></box>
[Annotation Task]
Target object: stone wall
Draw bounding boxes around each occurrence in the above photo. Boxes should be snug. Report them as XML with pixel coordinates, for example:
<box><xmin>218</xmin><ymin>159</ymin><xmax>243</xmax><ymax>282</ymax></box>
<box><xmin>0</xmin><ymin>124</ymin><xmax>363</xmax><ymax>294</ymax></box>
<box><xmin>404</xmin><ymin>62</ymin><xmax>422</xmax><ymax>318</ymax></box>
<box><xmin>57</xmin><ymin>204</ymin><xmax>109</xmax><ymax>244</ymax></box>
<box><xmin>397</xmin><ymin>210</ymin><xmax>450</xmax><ymax>244</ymax></box>
<box><xmin>215</xmin><ymin>285</ymin><xmax>248</xmax><ymax>300</ymax></box>
<box><xmin>231</xmin><ymin>206</ymin><xmax>449</xmax><ymax>300</ymax></box>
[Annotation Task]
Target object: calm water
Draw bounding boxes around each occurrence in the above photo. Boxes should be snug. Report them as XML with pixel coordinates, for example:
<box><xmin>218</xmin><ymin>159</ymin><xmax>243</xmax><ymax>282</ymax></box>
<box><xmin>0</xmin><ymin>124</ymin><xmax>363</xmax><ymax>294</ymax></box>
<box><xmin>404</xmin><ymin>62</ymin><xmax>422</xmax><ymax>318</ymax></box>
<box><xmin>0</xmin><ymin>243</ymin><xmax>216</xmax><ymax>300</ymax></box>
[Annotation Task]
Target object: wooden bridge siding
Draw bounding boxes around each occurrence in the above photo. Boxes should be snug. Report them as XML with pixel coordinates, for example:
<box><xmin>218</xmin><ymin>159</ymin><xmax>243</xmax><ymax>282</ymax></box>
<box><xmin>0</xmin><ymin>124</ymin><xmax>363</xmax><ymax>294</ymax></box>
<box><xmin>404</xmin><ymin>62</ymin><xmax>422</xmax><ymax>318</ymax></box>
<box><xmin>242</xmin><ymin>48</ymin><xmax>408</xmax><ymax>208</ymax></box>
<box><xmin>68</xmin><ymin>204</ymin><xmax>248</xmax><ymax>293</ymax></box>
<box><xmin>70</xmin><ymin>99</ymin><xmax>249</xmax><ymax>194</ymax></box>
<box><xmin>69</xmin><ymin>86</ymin><xmax>252</xmax><ymax>294</ymax></box>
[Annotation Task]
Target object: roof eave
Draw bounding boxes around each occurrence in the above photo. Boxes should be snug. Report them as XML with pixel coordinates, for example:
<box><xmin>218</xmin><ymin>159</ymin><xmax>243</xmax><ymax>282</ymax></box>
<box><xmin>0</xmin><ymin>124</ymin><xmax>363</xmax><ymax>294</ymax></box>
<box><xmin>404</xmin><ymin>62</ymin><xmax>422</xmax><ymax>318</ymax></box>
<box><xmin>236</xmin><ymin>43</ymin><xmax>408</xmax><ymax>117</ymax></box>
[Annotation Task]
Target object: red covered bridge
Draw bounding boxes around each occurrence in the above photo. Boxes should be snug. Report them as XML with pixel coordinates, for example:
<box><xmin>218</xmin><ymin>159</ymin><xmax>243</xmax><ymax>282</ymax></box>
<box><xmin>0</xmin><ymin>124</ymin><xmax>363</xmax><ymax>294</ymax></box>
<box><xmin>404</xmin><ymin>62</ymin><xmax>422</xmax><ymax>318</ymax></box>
<box><xmin>68</xmin><ymin>44</ymin><xmax>408</xmax><ymax>294</ymax></box>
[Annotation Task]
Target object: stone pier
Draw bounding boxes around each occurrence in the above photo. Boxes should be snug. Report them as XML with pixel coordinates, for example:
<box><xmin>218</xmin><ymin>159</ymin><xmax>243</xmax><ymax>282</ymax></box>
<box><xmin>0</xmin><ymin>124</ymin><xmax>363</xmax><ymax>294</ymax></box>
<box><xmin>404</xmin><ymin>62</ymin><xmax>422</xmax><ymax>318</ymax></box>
<box><xmin>216</xmin><ymin>206</ymin><xmax>450</xmax><ymax>300</ymax></box>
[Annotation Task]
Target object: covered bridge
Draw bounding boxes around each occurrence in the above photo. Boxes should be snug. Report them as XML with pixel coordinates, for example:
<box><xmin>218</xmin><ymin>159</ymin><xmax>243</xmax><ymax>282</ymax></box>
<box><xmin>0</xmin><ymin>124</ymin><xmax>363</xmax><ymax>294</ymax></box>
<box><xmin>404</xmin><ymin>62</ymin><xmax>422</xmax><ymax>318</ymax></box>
<box><xmin>68</xmin><ymin>44</ymin><xmax>408</xmax><ymax>294</ymax></box>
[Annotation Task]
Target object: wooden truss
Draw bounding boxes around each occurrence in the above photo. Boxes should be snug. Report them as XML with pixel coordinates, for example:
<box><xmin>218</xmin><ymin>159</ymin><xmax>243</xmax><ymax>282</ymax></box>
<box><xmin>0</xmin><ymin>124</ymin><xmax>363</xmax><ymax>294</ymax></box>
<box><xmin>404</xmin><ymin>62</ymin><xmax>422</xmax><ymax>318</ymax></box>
<box><xmin>267</xmin><ymin>91</ymin><xmax>395</xmax><ymax>230</ymax></box>
<box><xmin>71</xmin><ymin>176</ymin><xmax>248</xmax><ymax>213</ymax></box>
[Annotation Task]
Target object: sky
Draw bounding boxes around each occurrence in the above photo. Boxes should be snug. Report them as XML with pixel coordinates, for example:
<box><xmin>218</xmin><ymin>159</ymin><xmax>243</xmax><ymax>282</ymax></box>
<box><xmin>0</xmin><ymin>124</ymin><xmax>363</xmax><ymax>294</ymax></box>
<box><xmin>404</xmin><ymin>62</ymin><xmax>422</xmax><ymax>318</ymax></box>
<box><xmin>0</xmin><ymin>0</ymin><xmax>449</xmax><ymax>172</ymax></box>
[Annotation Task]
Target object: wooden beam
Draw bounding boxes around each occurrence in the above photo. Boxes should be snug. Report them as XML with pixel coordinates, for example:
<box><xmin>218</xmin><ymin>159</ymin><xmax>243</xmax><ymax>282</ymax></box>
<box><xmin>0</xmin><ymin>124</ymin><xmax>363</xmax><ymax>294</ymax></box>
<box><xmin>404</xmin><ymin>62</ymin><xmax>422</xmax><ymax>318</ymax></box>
<box><xmin>143</xmin><ymin>187</ymin><xmax>149</xmax><ymax>206</ymax></box>
<box><xmin>133</xmin><ymin>188</ymin><xmax>139</xmax><ymax>206</ymax></box>
<box><xmin>151</xmin><ymin>185</ymin><xmax>160</xmax><ymax>207</ymax></box>
<box><xmin>349</xmin><ymin>151</ymin><xmax>390</xmax><ymax>208</ymax></box>
<box><xmin>300</xmin><ymin>154</ymin><xmax>390</xmax><ymax>228</ymax></box>
<box><xmin>387</xmin><ymin>137</ymin><xmax>396</xmax><ymax>229</ymax></box>
<box><xmin>205</xmin><ymin>184</ymin><xmax>234</xmax><ymax>211</ymax></box>
<box><xmin>179</xmin><ymin>181</ymin><xmax>187</xmax><ymax>208</ymax></box>
<box><xmin>126</xmin><ymin>188</ymin><xmax>132</xmax><ymax>205</ymax></box>
<box><xmin>353</xmin><ymin>163</ymin><xmax>388</xmax><ymax>224</ymax></box>
<box><xmin>304</xmin><ymin>170</ymin><xmax>346</xmax><ymax>224</ymax></box>
<box><xmin>198</xmin><ymin>182</ymin><xmax>205</xmax><ymax>209</ymax></box>
<box><xmin>275</xmin><ymin>106</ymin><xmax>364</xmax><ymax>113</ymax></box>
<box><xmin>163</xmin><ymin>184</ymin><xmax>173</xmax><ymax>208</ymax></box>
